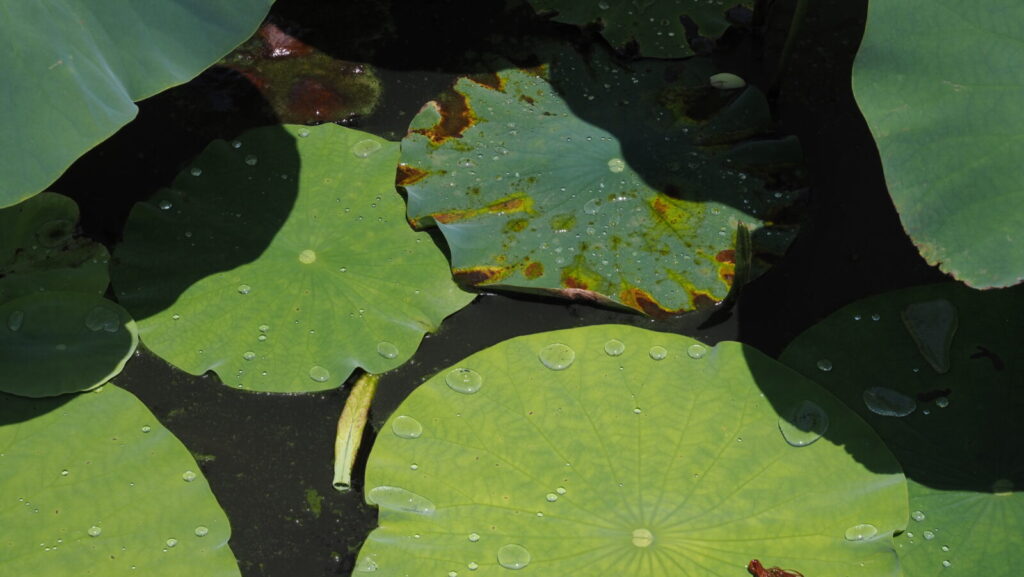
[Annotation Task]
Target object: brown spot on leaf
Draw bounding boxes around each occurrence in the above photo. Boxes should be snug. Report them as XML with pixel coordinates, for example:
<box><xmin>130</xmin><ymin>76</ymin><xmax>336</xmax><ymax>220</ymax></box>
<box><xmin>563</xmin><ymin>275</ymin><xmax>589</xmax><ymax>290</ymax></box>
<box><xmin>620</xmin><ymin>288</ymin><xmax>672</xmax><ymax>318</ymax></box>
<box><xmin>519</xmin><ymin>94</ymin><xmax>535</xmax><ymax>105</ymax></box>
<box><xmin>413</xmin><ymin>91</ymin><xmax>477</xmax><ymax>144</ymax></box>
<box><xmin>715</xmin><ymin>249</ymin><xmax>735</xmax><ymax>263</ymax></box>
<box><xmin>523</xmin><ymin>261</ymin><xmax>544</xmax><ymax>279</ymax></box>
<box><xmin>396</xmin><ymin>164</ymin><xmax>429</xmax><ymax>187</ymax></box>
<box><xmin>690</xmin><ymin>290</ymin><xmax>717</xmax><ymax>310</ymax></box>
<box><xmin>432</xmin><ymin>194</ymin><xmax>534</xmax><ymax>224</ymax></box>
<box><xmin>454</xmin><ymin>266</ymin><xmax>511</xmax><ymax>286</ymax></box>
<box><xmin>469</xmin><ymin>72</ymin><xmax>504</xmax><ymax>91</ymax></box>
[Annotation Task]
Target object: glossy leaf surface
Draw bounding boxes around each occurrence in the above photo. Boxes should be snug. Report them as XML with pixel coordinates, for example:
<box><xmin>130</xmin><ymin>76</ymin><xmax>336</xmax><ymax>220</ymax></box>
<box><xmin>781</xmin><ymin>283</ymin><xmax>1024</xmax><ymax>577</ymax></box>
<box><xmin>357</xmin><ymin>325</ymin><xmax>906</xmax><ymax>576</ymax></box>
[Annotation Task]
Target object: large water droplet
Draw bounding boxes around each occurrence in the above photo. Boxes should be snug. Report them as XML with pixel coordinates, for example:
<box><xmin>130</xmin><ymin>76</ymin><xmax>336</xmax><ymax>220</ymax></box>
<box><xmin>844</xmin><ymin>523</ymin><xmax>878</xmax><ymax>541</ymax></box>
<box><xmin>166</xmin><ymin>538</ymin><xmax>178</xmax><ymax>548</ymax></box>
<box><xmin>182</xmin><ymin>470</ymin><xmax>197</xmax><ymax>482</ymax></box>
<box><xmin>863</xmin><ymin>387</ymin><xmax>916</xmax><ymax>417</ymax></box>
<box><xmin>468</xmin><ymin>533</ymin><xmax>481</xmax><ymax>542</ymax></box>
<box><xmin>298</xmin><ymin>249</ymin><xmax>317</xmax><ymax>264</ymax></box>
<box><xmin>367</xmin><ymin>486</ymin><xmax>436</xmax><ymax>514</ymax></box>
<box><xmin>85</xmin><ymin>306</ymin><xmax>120</xmax><ymax>332</ymax></box>
<box><xmin>942</xmin><ymin>560</ymin><xmax>952</xmax><ymax>568</ymax></box>
<box><xmin>242</xmin><ymin>351</ymin><xmax>256</xmax><ymax>361</ymax></box>
<box><xmin>352</xmin><ymin>139</ymin><xmax>383</xmax><ymax>158</ymax></box>
<box><xmin>87</xmin><ymin>525</ymin><xmax>102</xmax><ymax>537</ymax></box>
<box><xmin>604</xmin><ymin>339</ymin><xmax>625</xmax><ymax>356</ymax></box>
<box><xmin>497</xmin><ymin>544</ymin><xmax>531</xmax><ymax>570</ymax></box>
<box><xmin>911</xmin><ymin>510</ymin><xmax>926</xmax><ymax>522</ymax></box>
<box><xmin>309</xmin><ymin>366</ymin><xmax>331</xmax><ymax>383</ymax></box>
<box><xmin>632</xmin><ymin>528</ymin><xmax>654</xmax><ymax>547</ymax></box>
<box><xmin>901</xmin><ymin>299</ymin><xmax>957</xmax><ymax>373</ymax></box>
<box><xmin>7</xmin><ymin>310</ymin><xmax>24</xmax><ymax>332</ymax></box>
<box><xmin>158</xmin><ymin>199</ymin><xmax>174</xmax><ymax>210</ymax></box>
<box><xmin>923</xmin><ymin>530</ymin><xmax>935</xmax><ymax>540</ymax></box>
<box><xmin>649</xmin><ymin>346</ymin><xmax>667</xmax><ymax>360</ymax></box>
<box><xmin>446</xmin><ymin>368</ymin><xmax>483</xmax><ymax>394</ymax></box>
<box><xmin>377</xmin><ymin>341</ymin><xmax>399</xmax><ymax>359</ymax></box>
<box><xmin>194</xmin><ymin>526</ymin><xmax>209</xmax><ymax>537</ymax></box>
<box><xmin>607</xmin><ymin>158</ymin><xmax>626</xmax><ymax>173</ymax></box>
<box><xmin>778</xmin><ymin>400</ymin><xmax>829</xmax><ymax>447</ymax></box>
<box><xmin>538</xmin><ymin>343</ymin><xmax>575</xmax><ymax>370</ymax></box>
<box><xmin>392</xmin><ymin>416</ymin><xmax>423</xmax><ymax>439</ymax></box>
<box><xmin>816</xmin><ymin>359</ymin><xmax>833</xmax><ymax>372</ymax></box>
<box><xmin>583</xmin><ymin>198</ymin><xmax>601</xmax><ymax>215</ymax></box>
<box><xmin>237</xmin><ymin>284</ymin><xmax>252</xmax><ymax>295</ymax></box>
<box><xmin>687</xmin><ymin>344</ymin><xmax>707</xmax><ymax>359</ymax></box>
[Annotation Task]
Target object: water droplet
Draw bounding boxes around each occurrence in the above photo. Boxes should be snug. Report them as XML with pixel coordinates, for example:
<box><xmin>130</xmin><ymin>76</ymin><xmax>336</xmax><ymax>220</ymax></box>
<box><xmin>85</xmin><ymin>306</ymin><xmax>120</xmax><ymax>332</ymax></box>
<box><xmin>244</xmin><ymin>154</ymin><xmax>258</xmax><ymax>166</ymax></box>
<box><xmin>60</xmin><ymin>469</ymin><xmax>69</xmax><ymax>476</ymax></box>
<box><xmin>632</xmin><ymin>528</ymin><xmax>654</xmax><ymax>547</ymax></box>
<box><xmin>391</xmin><ymin>416</ymin><xmax>423</xmax><ymax>439</ymax></box>
<box><xmin>189</xmin><ymin>167</ymin><xmax>202</xmax><ymax>177</ymax></box>
<box><xmin>901</xmin><ymin>299</ymin><xmax>957</xmax><ymax>373</ymax></box>
<box><xmin>237</xmin><ymin>284</ymin><xmax>252</xmax><ymax>295</ymax></box>
<box><xmin>298</xmin><ymin>249</ymin><xmax>317</xmax><ymax>264</ymax></box>
<box><xmin>844</xmin><ymin>523</ymin><xmax>878</xmax><ymax>541</ymax></box>
<box><xmin>545</xmin><ymin>493</ymin><xmax>558</xmax><ymax>502</ymax></box>
<box><xmin>182</xmin><ymin>470</ymin><xmax>197</xmax><ymax>482</ymax></box>
<box><xmin>468</xmin><ymin>562</ymin><xmax>479</xmax><ymax>571</ymax></box>
<box><xmin>863</xmin><ymin>387</ymin><xmax>916</xmax><ymax>417</ymax></box>
<box><xmin>231</xmin><ymin>140</ymin><xmax>242</xmax><ymax>149</ymax></box>
<box><xmin>935</xmin><ymin>396</ymin><xmax>949</xmax><ymax>408</ymax></box>
<box><xmin>166</xmin><ymin>538</ymin><xmax>178</xmax><ymax>548</ymax></box>
<box><xmin>941</xmin><ymin>545</ymin><xmax>950</xmax><ymax>552</ymax></box>
<box><xmin>445</xmin><ymin>368</ymin><xmax>483</xmax><ymax>394</ymax></box>
<box><xmin>497</xmin><ymin>544</ymin><xmax>531</xmax><ymax>570</ymax></box>
<box><xmin>649</xmin><ymin>346</ymin><xmax>668</xmax><ymax>360</ymax></box>
<box><xmin>583</xmin><ymin>198</ymin><xmax>601</xmax><ymax>215</ymax></box>
<box><xmin>158</xmin><ymin>199</ymin><xmax>174</xmax><ymax>210</ymax></box>
<box><xmin>607</xmin><ymin>158</ymin><xmax>626</xmax><ymax>173</ymax></box>
<box><xmin>942</xmin><ymin>560</ymin><xmax>952</xmax><ymax>568</ymax></box>
<box><xmin>242</xmin><ymin>351</ymin><xmax>256</xmax><ymax>361</ymax></box>
<box><xmin>778</xmin><ymin>400</ymin><xmax>829</xmax><ymax>447</ymax></box>
<box><xmin>816</xmin><ymin>359</ymin><xmax>833</xmax><ymax>372</ymax></box>
<box><xmin>309</xmin><ymin>366</ymin><xmax>331</xmax><ymax>383</ymax></box>
<box><xmin>687</xmin><ymin>344</ymin><xmax>707</xmax><ymax>359</ymax></box>
<box><xmin>7</xmin><ymin>310</ymin><xmax>24</xmax><ymax>331</ymax></box>
<box><xmin>352</xmin><ymin>139</ymin><xmax>383</xmax><ymax>158</ymax></box>
<box><xmin>297</xmin><ymin>128</ymin><xmax>310</xmax><ymax>138</ymax></box>
<box><xmin>468</xmin><ymin>533</ymin><xmax>481</xmax><ymax>542</ymax></box>
<box><xmin>871</xmin><ymin>313</ymin><xmax>881</xmax><ymax>321</ymax></box>
<box><xmin>353</xmin><ymin>556</ymin><xmax>378</xmax><ymax>573</ymax></box>
<box><xmin>367</xmin><ymin>486</ymin><xmax>436</xmax><ymax>514</ymax></box>
<box><xmin>171</xmin><ymin>313</ymin><xmax>181</xmax><ymax>321</ymax></box>
<box><xmin>87</xmin><ymin>525</ymin><xmax>102</xmax><ymax>537</ymax></box>
<box><xmin>604</xmin><ymin>339</ymin><xmax>625</xmax><ymax>356</ymax></box>
<box><xmin>141</xmin><ymin>425</ymin><xmax>151</xmax><ymax>433</ymax></box>
<box><xmin>194</xmin><ymin>526</ymin><xmax>209</xmax><ymax>537</ymax></box>
<box><xmin>538</xmin><ymin>343</ymin><xmax>575</xmax><ymax>370</ymax></box>
<box><xmin>923</xmin><ymin>530</ymin><xmax>935</xmax><ymax>540</ymax></box>
<box><xmin>377</xmin><ymin>341</ymin><xmax>399</xmax><ymax>359</ymax></box>
<box><xmin>911</xmin><ymin>510</ymin><xmax>926</xmax><ymax>521</ymax></box>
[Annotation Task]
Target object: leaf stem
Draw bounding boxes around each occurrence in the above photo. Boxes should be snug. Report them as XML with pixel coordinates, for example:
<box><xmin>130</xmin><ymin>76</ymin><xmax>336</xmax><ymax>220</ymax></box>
<box><xmin>332</xmin><ymin>372</ymin><xmax>380</xmax><ymax>492</ymax></box>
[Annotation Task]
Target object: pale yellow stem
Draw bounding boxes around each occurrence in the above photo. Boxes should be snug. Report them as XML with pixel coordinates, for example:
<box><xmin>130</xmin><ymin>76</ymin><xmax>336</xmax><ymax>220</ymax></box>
<box><xmin>332</xmin><ymin>372</ymin><xmax>380</xmax><ymax>492</ymax></box>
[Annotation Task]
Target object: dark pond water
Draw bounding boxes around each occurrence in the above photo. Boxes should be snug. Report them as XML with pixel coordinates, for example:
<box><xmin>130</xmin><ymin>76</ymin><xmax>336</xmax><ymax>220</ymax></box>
<box><xmin>51</xmin><ymin>0</ymin><xmax>944</xmax><ymax>575</ymax></box>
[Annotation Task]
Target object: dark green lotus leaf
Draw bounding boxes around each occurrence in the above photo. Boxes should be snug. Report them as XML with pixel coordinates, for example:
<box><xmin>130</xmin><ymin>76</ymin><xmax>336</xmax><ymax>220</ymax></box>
<box><xmin>356</xmin><ymin>325</ymin><xmax>906</xmax><ymax>576</ymax></box>
<box><xmin>401</xmin><ymin>48</ymin><xmax>801</xmax><ymax>316</ymax></box>
<box><xmin>0</xmin><ymin>384</ymin><xmax>239</xmax><ymax>576</ymax></box>
<box><xmin>528</xmin><ymin>0</ymin><xmax>750</xmax><ymax>58</ymax></box>
<box><xmin>0</xmin><ymin>0</ymin><xmax>274</xmax><ymax>208</ymax></box>
<box><xmin>112</xmin><ymin>124</ymin><xmax>473</xmax><ymax>393</ymax></box>
<box><xmin>219</xmin><ymin>22</ymin><xmax>381</xmax><ymax>124</ymax></box>
<box><xmin>852</xmin><ymin>1</ymin><xmax>1024</xmax><ymax>288</ymax></box>
<box><xmin>0</xmin><ymin>192</ymin><xmax>109</xmax><ymax>305</ymax></box>
<box><xmin>0</xmin><ymin>292</ymin><xmax>137</xmax><ymax>397</ymax></box>
<box><xmin>780</xmin><ymin>283</ymin><xmax>1024</xmax><ymax>577</ymax></box>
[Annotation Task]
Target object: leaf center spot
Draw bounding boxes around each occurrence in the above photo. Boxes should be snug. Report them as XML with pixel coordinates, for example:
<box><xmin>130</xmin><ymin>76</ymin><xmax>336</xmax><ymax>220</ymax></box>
<box><xmin>299</xmin><ymin>249</ymin><xmax>317</xmax><ymax>264</ymax></box>
<box><xmin>631</xmin><ymin>528</ymin><xmax>654</xmax><ymax>547</ymax></box>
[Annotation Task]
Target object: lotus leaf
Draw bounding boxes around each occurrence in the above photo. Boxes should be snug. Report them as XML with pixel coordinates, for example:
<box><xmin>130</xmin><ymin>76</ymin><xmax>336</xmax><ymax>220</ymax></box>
<box><xmin>780</xmin><ymin>282</ymin><xmax>1024</xmax><ymax>577</ymax></box>
<box><xmin>0</xmin><ymin>0</ymin><xmax>275</xmax><ymax>208</ymax></box>
<box><xmin>401</xmin><ymin>48</ymin><xmax>801</xmax><ymax>316</ymax></box>
<box><xmin>852</xmin><ymin>1</ymin><xmax>1024</xmax><ymax>288</ymax></box>
<box><xmin>0</xmin><ymin>384</ymin><xmax>238</xmax><ymax>576</ymax></box>
<box><xmin>356</xmin><ymin>325</ymin><xmax>906</xmax><ymax>576</ymax></box>
<box><xmin>0</xmin><ymin>292</ymin><xmax>137</xmax><ymax>397</ymax></box>
<box><xmin>528</xmin><ymin>0</ymin><xmax>750</xmax><ymax>58</ymax></box>
<box><xmin>112</xmin><ymin>124</ymin><xmax>473</xmax><ymax>393</ymax></box>
<box><xmin>0</xmin><ymin>192</ymin><xmax>109</xmax><ymax>304</ymax></box>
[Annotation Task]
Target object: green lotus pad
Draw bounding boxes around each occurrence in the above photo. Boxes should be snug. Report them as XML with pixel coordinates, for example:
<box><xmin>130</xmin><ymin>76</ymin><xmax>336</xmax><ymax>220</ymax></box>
<box><xmin>0</xmin><ymin>192</ymin><xmax>109</xmax><ymax>304</ymax></box>
<box><xmin>112</xmin><ymin>124</ymin><xmax>473</xmax><ymax>393</ymax></box>
<box><xmin>780</xmin><ymin>283</ymin><xmax>1024</xmax><ymax>577</ymax></box>
<box><xmin>356</xmin><ymin>325</ymin><xmax>907</xmax><ymax>576</ymax></box>
<box><xmin>853</xmin><ymin>0</ymin><xmax>1024</xmax><ymax>288</ymax></box>
<box><xmin>0</xmin><ymin>0</ymin><xmax>274</xmax><ymax>208</ymax></box>
<box><xmin>401</xmin><ymin>49</ymin><xmax>801</xmax><ymax>316</ymax></box>
<box><xmin>0</xmin><ymin>292</ymin><xmax>137</xmax><ymax>397</ymax></box>
<box><xmin>0</xmin><ymin>384</ymin><xmax>238</xmax><ymax>576</ymax></box>
<box><xmin>528</xmin><ymin>0</ymin><xmax>750</xmax><ymax>58</ymax></box>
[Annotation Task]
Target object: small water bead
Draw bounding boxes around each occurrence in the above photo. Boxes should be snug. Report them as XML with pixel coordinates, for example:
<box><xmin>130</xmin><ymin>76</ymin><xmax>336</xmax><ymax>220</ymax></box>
<box><xmin>545</xmin><ymin>493</ymin><xmax>558</xmax><ymax>502</ymax></box>
<box><xmin>942</xmin><ymin>560</ymin><xmax>952</xmax><ymax>568</ymax></box>
<box><xmin>555</xmin><ymin>486</ymin><xmax>567</xmax><ymax>495</ymax></box>
<box><xmin>194</xmin><ymin>526</ymin><xmax>209</xmax><ymax>537</ymax></box>
<box><xmin>166</xmin><ymin>538</ymin><xmax>178</xmax><ymax>548</ymax></box>
<box><xmin>632</xmin><ymin>528</ymin><xmax>654</xmax><ymax>547</ymax></box>
<box><xmin>242</xmin><ymin>351</ymin><xmax>256</xmax><ymax>361</ymax></box>
<box><xmin>158</xmin><ymin>199</ymin><xmax>174</xmax><ymax>210</ymax></box>
<box><xmin>244</xmin><ymin>154</ymin><xmax>258</xmax><ymax>166</ymax></box>
<box><xmin>686</xmin><ymin>344</ymin><xmax>707</xmax><ymax>359</ymax></box>
<box><xmin>816</xmin><ymin>359</ymin><xmax>833</xmax><ymax>372</ymax></box>
<box><xmin>449</xmin><ymin>572</ymin><xmax>458</xmax><ymax>577</ymax></box>
<box><xmin>353</xmin><ymin>556</ymin><xmax>378</xmax><ymax>573</ymax></box>
<box><xmin>607</xmin><ymin>158</ymin><xmax>626</xmax><ymax>173</ymax></box>
<box><xmin>141</xmin><ymin>425</ymin><xmax>151</xmax><ymax>433</ymax></box>
<box><xmin>237</xmin><ymin>284</ymin><xmax>252</xmax><ymax>295</ymax></box>
<box><xmin>538</xmin><ymin>343</ymin><xmax>575</xmax><ymax>370</ymax></box>
<box><xmin>367</xmin><ymin>485</ymin><xmax>436</xmax><ymax>514</ymax></box>
<box><xmin>297</xmin><ymin>128</ymin><xmax>310</xmax><ymax>137</ymax></box>
<box><xmin>871</xmin><ymin>313</ymin><xmax>881</xmax><ymax>321</ymax></box>
<box><xmin>257</xmin><ymin>335</ymin><xmax>267</xmax><ymax>342</ymax></box>
<box><xmin>189</xmin><ymin>167</ymin><xmax>202</xmax><ymax>177</ymax></box>
<box><xmin>941</xmin><ymin>545</ymin><xmax>950</xmax><ymax>552</ymax></box>
<box><xmin>935</xmin><ymin>396</ymin><xmax>949</xmax><ymax>408</ymax></box>
<box><xmin>497</xmin><ymin>544</ymin><xmax>531</xmax><ymax>570</ymax></box>
<box><xmin>377</xmin><ymin>341</ymin><xmax>399</xmax><ymax>359</ymax></box>
<box><xmin>468</xmin><ymin>533</ymin><xmax>481</xmax><ymax>542</ymax></box>
<box><xmin>171</xmin><ymin>314</ymin><xmax>181</xmax><ymax>321</ymax></box>
<box><xmin>7</xmin><ymin>310</ymin><xmax>24</xmax><ymax>331</ymax></box>
<box><xmin>844</xmin><ymin>523</ymin><xmax>878</xmax><ymax>541</ymax></box>
<box><xmin>231</xmin><ymin>140</ymin><xmax>242</xmax><ymax>149</ymax></box>
<box><xmin>182</xmin><ymin>470</ymin><xmax>197</xmax><ymax>482</ymax></box>
<box><xmin>85</xmin><ymin>306</ymin><xmax>120</xmax><ymax>332</ymax></box>
<box><xmin>911</xmin><ymin>511</ymin><xmax>926</xmax><ymax>521</ymax></box>
<box><xmin>298</xmin><ymin>249</ymin><xmax>317</xmax><ymax>264</ymax></box>
<box><xmin>391</xmin><ymin>415</ymin><xmax>423</xmax><ymax>439</ymax></box>
<box><xmin>87</xmin><ymin>525</ymin><xmax>102</xmax><ymax>537</ymax></box>
<box><xmin>309</xmin><ymin>365</ymin><xmax>331</xmax><ymax>383</ymax></box>
<box><xmin>352</xmin><ymin>139</ymin><xmax>383</xmax><ymax>158</ymax></box>
<box><xmin>649</xmin><ymin>346</ymin><xmax>668</xmax><ymax>360</ymax></box>
<box><xmin>778</xmin><ymin>400</ymin><xmax>829</xmax><ymax>447</ymax></box>
<box><xmin>863</xmin><ymin>387</ymin><xmax>916</xmax><ymax>417</ymax></box>
<box><xmin>468</xmin><ymin>562</ymin><xmax>479</xmax><ymax>571</ymax></box>
<box><xmin>60</xmin><ymin>469</ymin><xmax>69</xmax><ymax>476</ymax></box>
<box><xmin>923</xmin><ymin>530</ymin><xmax>935</xmax><ymax>540</ymax></box>
<box><xmin>604</xmin><ymin>339</ymin><xmax>625</xmax><ymax>356</ymax></box>
<box><xmin>445</xmin><ymin>368</ymin><xmax>483</xmax><ymax>394</ymax></box>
